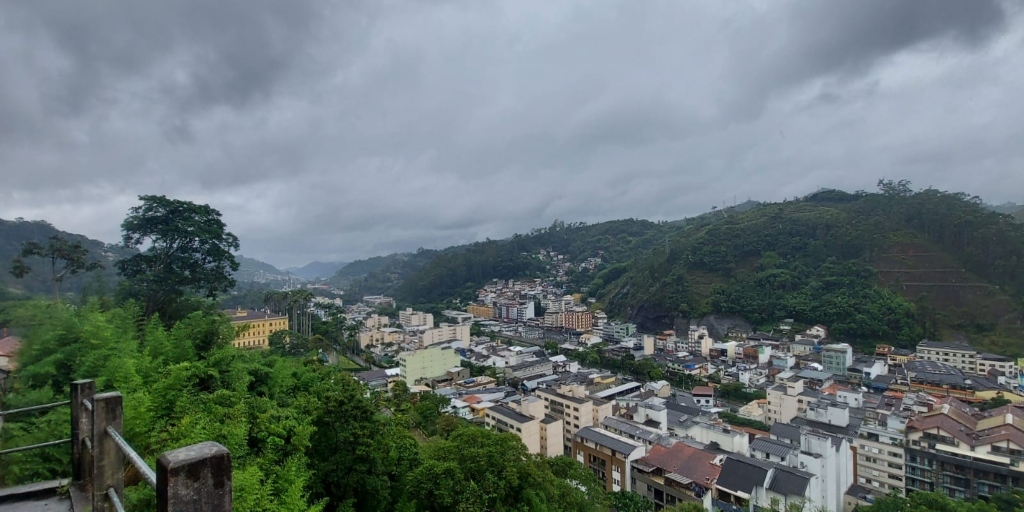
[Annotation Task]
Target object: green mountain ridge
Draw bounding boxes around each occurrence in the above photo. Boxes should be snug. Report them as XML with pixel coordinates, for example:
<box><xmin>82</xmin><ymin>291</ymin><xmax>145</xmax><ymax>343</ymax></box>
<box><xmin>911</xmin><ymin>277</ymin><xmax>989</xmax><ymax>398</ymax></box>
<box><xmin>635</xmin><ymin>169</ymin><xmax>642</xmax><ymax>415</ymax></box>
<box><xmin>233</xmin><ymin>255</ymin><xmax>298</xmax><ymax>283</ymax></box>
<box><xmin>334</xmin><ymin>185</ymin><xmax>1024</xmax><ymax>354</ymax></box>
<box><xmin>0</xmin><ymin>217</ymin><xmax>135</xmax><ymax>299</ymax></box>
<box><xmin>603</xmin><ymin>185</ymin><xmax>1024</xmax><ymax>353</ymax></box>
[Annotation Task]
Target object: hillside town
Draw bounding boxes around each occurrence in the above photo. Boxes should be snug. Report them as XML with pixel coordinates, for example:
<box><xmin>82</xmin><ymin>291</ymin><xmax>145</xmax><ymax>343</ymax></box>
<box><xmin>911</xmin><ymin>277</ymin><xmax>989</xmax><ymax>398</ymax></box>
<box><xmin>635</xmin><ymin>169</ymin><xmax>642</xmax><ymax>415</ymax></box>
<box><xmin>313</xmin><ymin>275</ymin><xmax>1024</xmax><ymax>512</ymax></box>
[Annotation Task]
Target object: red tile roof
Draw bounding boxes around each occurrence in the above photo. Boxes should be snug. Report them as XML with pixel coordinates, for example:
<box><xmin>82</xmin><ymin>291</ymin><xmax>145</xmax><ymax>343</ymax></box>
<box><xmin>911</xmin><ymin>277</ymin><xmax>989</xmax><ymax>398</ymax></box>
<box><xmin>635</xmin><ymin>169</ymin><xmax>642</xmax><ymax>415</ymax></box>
<box><xmin>692</xmin><ymin>386</ymin><xmax>714</xmax><ymax>396</ymax></box>
<box><xmin>0</xmin><ymin>336</ymin><xmax>21</xmax><ymax>357</ymax></box>
<box><xmin>640</xmin><ymin>443</ymin><xmax>721</xmax><ymax>485</ymax></box>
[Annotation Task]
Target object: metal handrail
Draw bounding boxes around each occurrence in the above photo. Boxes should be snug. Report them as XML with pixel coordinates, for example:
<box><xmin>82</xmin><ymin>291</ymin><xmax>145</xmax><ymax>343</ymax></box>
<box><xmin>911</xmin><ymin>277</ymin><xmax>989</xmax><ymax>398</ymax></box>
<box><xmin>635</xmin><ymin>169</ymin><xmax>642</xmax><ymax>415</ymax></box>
<box><xmin>0</xmin><ymin>438</ymin><xmax>72</xmax><ymax>456</ymax></box>
<box><xmin>106</xmin><ymin>487</ymin><xmax>126</xmax><ymax>512</ymax></box>
<box><xmin>106</xmin><ymin>426</ymin><xmax>156</xmax><ymax>488</ymax></box>
<box><xmin>0</xmin><ymin>400</ymin><xmax>71</xmax><ymax>417</ymax></box>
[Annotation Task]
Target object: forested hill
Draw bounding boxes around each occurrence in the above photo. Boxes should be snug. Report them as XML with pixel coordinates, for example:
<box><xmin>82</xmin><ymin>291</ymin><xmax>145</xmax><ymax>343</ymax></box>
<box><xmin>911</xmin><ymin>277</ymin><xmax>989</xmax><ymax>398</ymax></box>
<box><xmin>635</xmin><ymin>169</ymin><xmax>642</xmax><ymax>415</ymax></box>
<box><xmin>601</xmin><ymin>182</ymin><xmax>1024</xmax><ymax>353</ymax></box>
<box><xmin>233</xmin><ymin>255</ymin><xmax>297</xmax><ymax>283</ymax></box>
<box><xmin>0</xmin><ymin>217</ymin><xmax>133</xmax><ymax>298</ymax></box>
<box><xmin>330</xmin><ymin>218</ymin><xmax>702</xmax><ymax>305</ymax></box>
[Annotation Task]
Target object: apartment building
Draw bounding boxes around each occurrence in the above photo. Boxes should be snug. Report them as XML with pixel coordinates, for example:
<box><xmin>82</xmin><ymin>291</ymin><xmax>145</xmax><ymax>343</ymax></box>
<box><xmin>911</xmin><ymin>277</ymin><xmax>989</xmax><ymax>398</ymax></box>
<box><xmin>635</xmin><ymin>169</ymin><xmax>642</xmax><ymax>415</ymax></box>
<box><xmin>915</xmin><ymin>340</ymin><xmax>978</xmax><ymax>373</ymax></box>
<box><xmin>905</xmin><ymin>399</ymin><xmax>1024</xmax><ymax>499</ymax></box>
<box><xmin>766</xmin><ymin>376</ymin><xmax>817</xmax><ymax>425</ymax></box>
<box><xmin>358</xmin><ymin>327</ymin><xmax>404</xmax><ymax>349</ymax></box>
<box><xmin>564</xmin><ymin>310</ymin><xmax>593</xmax><ymax>331</ymax></box>
<box><xmin>467</xmin><ymin>304</ymin><xmax>494</xmax><ymax>319</ymax></box>
<box><xmin>483</xmin><ymin>399</ymin><xmax>563</xmax><ymax>457</ymax></box>
<box><xmin>632</xmin><ymin>442</ymin><xmax>720</xmax><ymax>509</ymax></box>
<box><xmin>855</xmin><ymin>394</ymin><xmax>909</xmax><ymax>496</ymax></box>
<box><xmin>821</xmin><ymin>343</ymin><xmax>854</xmax><ymax>376</ymax></box>
<box><xmin>536</xmin><ymin>387</ymin><xmax>613</xmax><ymax>454</ymax></box>
<box><xmin>398</xmin><ymin>345</ymin><xmax>461</xmax><ymax>385</ymax></box>
<box><xmin>572</xmin><ymin>427</ymin><xmax>645</xmax><ymax>492</ymax></box>
<box><xmin>420</xmin><ymin>323</ymin><xmax>471</xmax><ymax>347</ymax></box>
<box><xmin>361</xmin><ymin>314</ymin><xmax>390</xmax><ymax>330</ymax></box>
<box><xmin>226</xmin><ymin>308</ymin><xmax>288</xmax><ymax>349</ymax></box>
<box><xmin>977</xmin><ymin>353</ymin><xmax>1017</xmax><ymax>377</ymax></box>
<box><xmin>543</xmin><ymin>311</ymin><xmax>565</xmax><ymax>328</ymax></box>
<box><xmin>398</xmin><ymin>308</ymin><xmax>434</xmax><ymax>328</ymax></box>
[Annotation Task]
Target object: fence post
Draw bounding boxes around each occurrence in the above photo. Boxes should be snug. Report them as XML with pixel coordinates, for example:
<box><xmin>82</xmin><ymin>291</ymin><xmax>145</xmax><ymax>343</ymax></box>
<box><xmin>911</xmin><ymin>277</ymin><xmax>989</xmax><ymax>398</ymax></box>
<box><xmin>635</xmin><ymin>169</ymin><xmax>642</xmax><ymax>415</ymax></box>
<box><xmin>157</xmin><ymin>442</ymin><xmax>232</xmax><ymax>512</ymax></box>
<box><xmin>91</xmin><ymin>392</ymin><xmax>123</xmax><ymax>512</ymax></box>
<box><xmin>71</xmin><ymin>379</ymin><xmax>95</xmax><ymax>485</ymax></box>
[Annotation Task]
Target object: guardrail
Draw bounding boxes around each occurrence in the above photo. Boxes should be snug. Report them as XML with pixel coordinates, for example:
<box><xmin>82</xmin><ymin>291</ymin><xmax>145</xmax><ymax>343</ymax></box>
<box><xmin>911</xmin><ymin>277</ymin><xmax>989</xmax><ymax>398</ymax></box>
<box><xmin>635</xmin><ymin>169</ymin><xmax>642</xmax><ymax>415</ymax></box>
<box><xmin>1</xmin><ymin>379</ymin><xmax>233</xmax><ymax>511</ymax></box>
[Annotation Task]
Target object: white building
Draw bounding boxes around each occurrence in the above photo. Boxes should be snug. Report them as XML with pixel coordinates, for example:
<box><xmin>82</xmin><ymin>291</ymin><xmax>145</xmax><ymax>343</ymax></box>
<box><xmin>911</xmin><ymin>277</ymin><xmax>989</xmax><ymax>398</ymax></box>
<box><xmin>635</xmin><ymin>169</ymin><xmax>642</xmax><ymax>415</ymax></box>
<box><xmin>399</xmin><ymin>308</ymin><xmax>434</xmax><ymax>328</ymax></box>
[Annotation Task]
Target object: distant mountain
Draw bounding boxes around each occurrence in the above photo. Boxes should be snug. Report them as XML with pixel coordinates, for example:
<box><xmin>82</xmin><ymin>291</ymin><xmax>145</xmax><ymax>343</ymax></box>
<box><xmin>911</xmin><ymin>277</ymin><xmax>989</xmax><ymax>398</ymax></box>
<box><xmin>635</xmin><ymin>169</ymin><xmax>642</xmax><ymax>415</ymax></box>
<box><xmin>285</xmin><ymin>260</ymin><xmax>349</xmax><ymax>280</ymax></box>
<box><xmin>985</xmin><ymin>202</ymin><xmax>1024</xmax><ymax>222</ymax></box>
<box><xmin>0</xmin><ymin>217</ymin><xmax>134</xmax><ymax>298</ymax></box>
<box><xmin>234</xmin><ymin>255</ymin><xmax>301</xmax><ymax>285</ymax></box>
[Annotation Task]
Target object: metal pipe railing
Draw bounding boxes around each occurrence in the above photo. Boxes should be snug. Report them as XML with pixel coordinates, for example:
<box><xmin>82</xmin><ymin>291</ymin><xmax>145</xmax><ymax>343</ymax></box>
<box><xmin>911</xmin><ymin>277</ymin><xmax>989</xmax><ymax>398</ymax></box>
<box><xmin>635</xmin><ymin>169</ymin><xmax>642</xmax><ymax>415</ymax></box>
<box><xmin>106</xmin><ymin>487</ymin><xmax>126</xmax><ymax>512</ymax></box>
<box><xmin>0</xmin><ymin>400</ymin><xmax>70</xmax><ymax>417</ymax></box>
<box><xmin>0</xmin><ymin>379</ymin><xmax>233</xmax><ymax>511</ymax></box>
<box><xmin>0</xmin><ymin>438</ymin><xmax>71</xmax><ymax>456</ymax></box>
<box><xmin>106</xmin><ymin>426</ymin><xmax>157</xmax><ymax>488</ymax></box>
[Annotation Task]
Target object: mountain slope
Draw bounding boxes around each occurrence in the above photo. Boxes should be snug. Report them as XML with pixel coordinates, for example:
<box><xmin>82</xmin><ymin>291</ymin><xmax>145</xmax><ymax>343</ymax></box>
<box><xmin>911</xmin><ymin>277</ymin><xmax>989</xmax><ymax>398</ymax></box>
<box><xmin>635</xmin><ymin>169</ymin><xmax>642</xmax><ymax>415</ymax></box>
<box><xmin>233</xmin><ymin>255</ymin><xmax>298</xmax><ymax>284</ymax></box>
<box><xmin>286</xmin><ymin>260</ymin><xmax>349</xmax><ymax>280</ymax></box>
<box><xmin>331</xmin><ymin>219</ymin><xmax>698</xmax><ymax>305</ymax></box>
<box><xmin>602</xmin><ymin>185</ymin><xmax>1024</xmax><ymax>351</ymax></box>
<box><xmin>0</xmin><ymin>218</ymin><xmax>134</xmax><ymax>297</ymax></box>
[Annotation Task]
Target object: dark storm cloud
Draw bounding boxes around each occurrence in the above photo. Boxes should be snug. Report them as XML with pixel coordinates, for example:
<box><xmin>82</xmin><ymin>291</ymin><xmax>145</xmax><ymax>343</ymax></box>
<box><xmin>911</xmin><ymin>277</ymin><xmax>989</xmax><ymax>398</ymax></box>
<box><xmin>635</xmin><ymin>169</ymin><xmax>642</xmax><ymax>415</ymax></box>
<box><xmin>1</xmin><ymin>0</ymin><xmax>1022</xmax><ymax>267</ymax></box>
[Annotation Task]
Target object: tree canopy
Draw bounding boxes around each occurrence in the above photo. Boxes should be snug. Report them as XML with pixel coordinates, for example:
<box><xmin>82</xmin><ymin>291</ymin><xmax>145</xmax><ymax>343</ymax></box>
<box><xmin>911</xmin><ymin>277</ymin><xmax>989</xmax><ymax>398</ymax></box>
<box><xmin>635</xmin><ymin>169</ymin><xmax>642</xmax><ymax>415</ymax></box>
<box><xmin>116</xmin><ymin>195</ymin><xmax>240</xmax><ymax>318</ymax></box>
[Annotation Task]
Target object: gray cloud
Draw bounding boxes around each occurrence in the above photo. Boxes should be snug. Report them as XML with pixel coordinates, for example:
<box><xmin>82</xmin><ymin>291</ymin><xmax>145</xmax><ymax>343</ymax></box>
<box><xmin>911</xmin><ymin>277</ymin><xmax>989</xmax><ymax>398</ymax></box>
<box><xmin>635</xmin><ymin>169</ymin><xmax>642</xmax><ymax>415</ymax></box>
<box><xmin>1</xmin><ymin>0</ymin><xmax>1022</xmax><ymax>267</ymax></box>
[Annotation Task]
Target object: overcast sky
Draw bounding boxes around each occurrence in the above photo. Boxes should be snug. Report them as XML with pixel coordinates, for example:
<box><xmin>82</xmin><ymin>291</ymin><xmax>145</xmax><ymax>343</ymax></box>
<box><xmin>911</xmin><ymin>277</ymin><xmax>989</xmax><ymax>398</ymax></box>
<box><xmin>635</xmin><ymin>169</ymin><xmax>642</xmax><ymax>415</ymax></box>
<box><xmin>2</xmin><ymin>1</ymin><xmax>1023</xmax><ymax>267</ymax></box>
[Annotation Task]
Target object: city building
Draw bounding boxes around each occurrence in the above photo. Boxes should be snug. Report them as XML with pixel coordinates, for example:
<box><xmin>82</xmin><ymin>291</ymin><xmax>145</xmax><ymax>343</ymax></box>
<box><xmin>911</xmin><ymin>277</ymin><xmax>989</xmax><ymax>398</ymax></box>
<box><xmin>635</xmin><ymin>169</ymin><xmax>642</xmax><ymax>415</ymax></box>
<box><xmin>420</xmin><ymin>323</ymin><xmax>471</xmax><ymax>347</ymax></box>
<box><xmin>976</xmin><ymin>353</ymin><xmax>1017</xmax><ymax>377</ymax></box>
<box><xmin>564</xmin><ymin>309</ymin><xmax>593</xmax><ymax>332</ymax></box>
<box><xmin>483</xmin><ymin>403</ymin><xmax>562</xmax><ymax>457</ymax></box>
<box><xmin>821</xmin><ymin>343</ymin><xmax>854</xmax><ymax>376</ymax></box>
<box><xmin>692</xmin><ymin>386</ymin><xmax>715</xmax><ymax>409</ymax></box>
<box><xmin>632</xmin><ymin>442</ymin><xmax>720</xmax><ymax>509</ymax></box>
<box><xmin>398</xmin><ymin>308</ymin><xmax>434</xmax><ymax>328</ymax></box>
<box><xmin>766</xmin><ymin>376</ymin><xmax>817</xmax><ymax>425</ymax></box>
<box><xmin>855</xmin><ymin>394</ymin><xmax>910</xmax><ymax>496</ymax></box>
<box><xmin>226</xmin><ymin>308</ymin><xmax>289</xmax><ymax>349</ymax></box>
<box><xmin>572</xmin><ymin>427</ymin><xmax>645</xmax><ymax>492</ymax></box>
<box><xmin>905</xmin><ymin>399</ymin><xmax>1024</xmax><ymax>499</ymax></box>
<box><xmin>536</xmin><ymin>387</ymin><xmax>613</xmax><ymax>454</ymax></box>
<box><xmin>604</xmin><ymin>323</ymin><xmax>637</xmax><ymax>341</ymax></box>
<box><xmin>915</xmin><ymin>340</ymin><xmax>978</xmax><ymax>373</ymax></box>
<box><xmin>398</xmin><ymin>345</ymin><xmax>461</xmax><ymax>386</ymax></box>
<box><xmin>362</xmin><ymin>295</ymin><xmax>395</xmax><ymax>307</ymax></box>
<box><xmin>361</xmin><ymin>314</ymin><xmax>390</xmax><ymax>330</ymax></box>
<box><xmin>467</xmin><ymin>304</ymin><xmax>494</xmax><ymax>319</ymax></box>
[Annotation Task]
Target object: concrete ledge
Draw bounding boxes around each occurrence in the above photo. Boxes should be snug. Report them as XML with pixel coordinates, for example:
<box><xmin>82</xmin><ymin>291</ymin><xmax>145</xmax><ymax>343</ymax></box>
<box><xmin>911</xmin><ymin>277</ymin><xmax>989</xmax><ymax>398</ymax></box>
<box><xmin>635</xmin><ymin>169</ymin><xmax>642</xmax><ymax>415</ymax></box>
<box><xmin>0</xmin><ymin>479</ymin><xmax>69</xmax><ymax>504</ymax></box>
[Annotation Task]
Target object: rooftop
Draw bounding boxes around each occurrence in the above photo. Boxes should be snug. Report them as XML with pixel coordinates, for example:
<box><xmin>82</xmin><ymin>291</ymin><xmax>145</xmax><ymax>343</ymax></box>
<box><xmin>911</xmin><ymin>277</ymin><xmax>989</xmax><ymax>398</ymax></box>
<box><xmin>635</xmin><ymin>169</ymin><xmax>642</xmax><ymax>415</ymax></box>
<box><xmin>750</xmin><ymin>437</ymin><xmax>794</xmax><ymax>459</ymax></box>
<box><xmin>487</xmin><ymin>404</ymin><xmax>537</xmax><ymax>424</ymax></box>
<box><xmin>225</xmin><ymin>308</ymin><xmax>287</xmax><ymax>323</ymax></box>
<box><xmin>574</xmin><ymin>427</ymin><xmax>644</xmax><ymax>456</ymax></box>
<box><xmin>638</xmin><ymin>442</ymin><xmax>721</xmax><ymax>485</ymax></box>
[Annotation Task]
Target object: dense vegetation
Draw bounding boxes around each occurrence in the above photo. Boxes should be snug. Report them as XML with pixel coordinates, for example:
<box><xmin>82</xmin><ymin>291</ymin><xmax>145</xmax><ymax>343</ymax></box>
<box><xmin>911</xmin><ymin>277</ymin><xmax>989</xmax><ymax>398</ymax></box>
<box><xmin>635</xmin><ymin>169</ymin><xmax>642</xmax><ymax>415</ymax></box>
<box><xmin>0</xmin><ymin>301</ymin><xmax>612</xmax><ymax>511</ymax></box>
<box><xmin>0</xmin><ymin>217</ymin><xmax>133</xmax><ymax>298</ymax></box>
<box><xmin>0</xmin><ymin>194</ymin><xmax>635</xmax><ymax>511</ymax></box>
<box><xmin>603</xmin><ymin>182</ymin><xmax>1024</xmax><ymax>352</ymax></box>
<box><xmin>333</xmin><ymin>219</ymin><xmax>689</xmax><ymax>305</ymax></box>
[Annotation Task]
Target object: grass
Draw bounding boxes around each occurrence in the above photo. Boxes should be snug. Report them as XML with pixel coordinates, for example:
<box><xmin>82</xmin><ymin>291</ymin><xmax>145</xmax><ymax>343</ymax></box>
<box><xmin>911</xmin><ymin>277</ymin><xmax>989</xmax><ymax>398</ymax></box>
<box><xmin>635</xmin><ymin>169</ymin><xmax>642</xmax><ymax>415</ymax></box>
<box><xmin>336</xmin><ymin>356</ymin><xmax>362</xmax><ymax>370</ymax></box>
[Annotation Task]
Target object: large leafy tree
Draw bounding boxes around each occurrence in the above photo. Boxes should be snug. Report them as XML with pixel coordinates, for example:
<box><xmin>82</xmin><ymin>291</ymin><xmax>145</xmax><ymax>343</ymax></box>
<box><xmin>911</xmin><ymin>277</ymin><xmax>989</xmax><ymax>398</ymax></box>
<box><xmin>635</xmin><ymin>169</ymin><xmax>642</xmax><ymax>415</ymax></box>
<box><xmin>10</xmin><ymin>235</ymin><xmax>104</xmax><ymax>304</ymax></box>
<box><xmin>116</xmin><ymin>195</ymin><xmax>240</xmax><ymax>317</ymax></box>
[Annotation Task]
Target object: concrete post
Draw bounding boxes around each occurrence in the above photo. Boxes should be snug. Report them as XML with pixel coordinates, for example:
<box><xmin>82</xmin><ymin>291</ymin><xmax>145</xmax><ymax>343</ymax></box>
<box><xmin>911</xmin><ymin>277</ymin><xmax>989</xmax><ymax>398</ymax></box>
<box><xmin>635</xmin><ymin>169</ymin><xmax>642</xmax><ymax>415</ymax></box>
<box><xmin>70</xmin><ymin>379</ymin><xmax>95</xmax><ymax>485</ymax></box>
<box><xmin>91</xmin><ymin>392</ymin><xmax>123</xmax><ymax>512</ymax></box>
<box><xmin>157</xmin><ymin>442</ymin><xmax>232</xmax><ymax>512</ymax></box>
